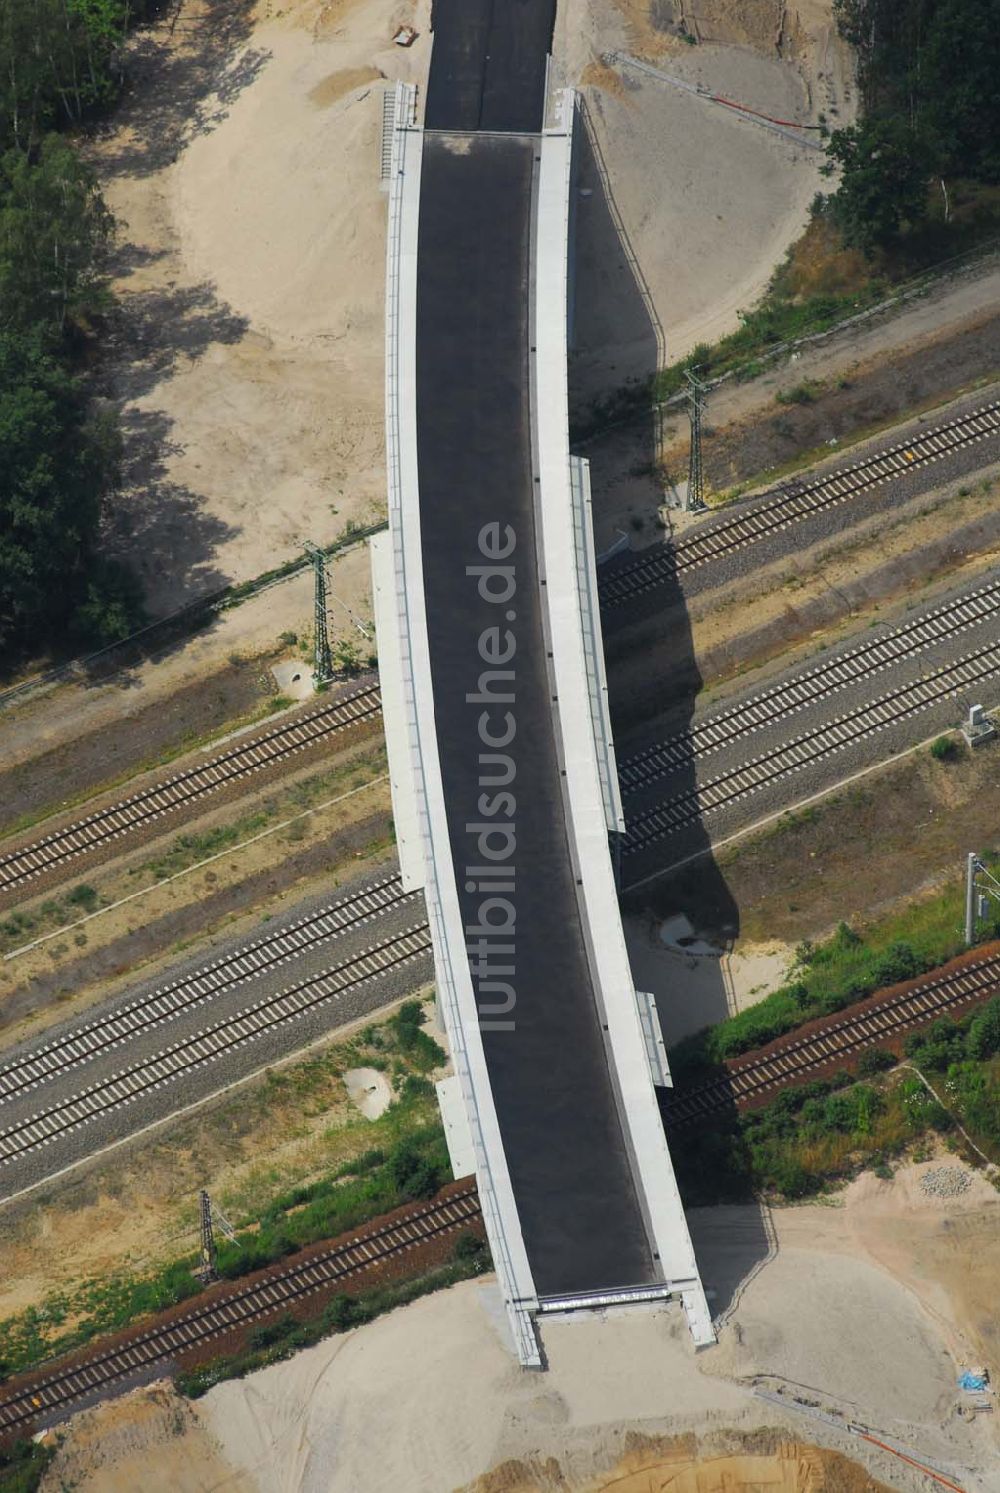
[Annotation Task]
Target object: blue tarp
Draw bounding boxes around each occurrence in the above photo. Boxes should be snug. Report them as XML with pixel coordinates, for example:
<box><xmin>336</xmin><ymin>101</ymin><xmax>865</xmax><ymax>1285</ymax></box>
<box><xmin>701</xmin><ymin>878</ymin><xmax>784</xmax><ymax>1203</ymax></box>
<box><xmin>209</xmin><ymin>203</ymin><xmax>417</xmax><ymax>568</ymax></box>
<box><xmin>958</xmin><ymin>1372</ymin><xmax>988</xmax><ymax>1391</ymax></box>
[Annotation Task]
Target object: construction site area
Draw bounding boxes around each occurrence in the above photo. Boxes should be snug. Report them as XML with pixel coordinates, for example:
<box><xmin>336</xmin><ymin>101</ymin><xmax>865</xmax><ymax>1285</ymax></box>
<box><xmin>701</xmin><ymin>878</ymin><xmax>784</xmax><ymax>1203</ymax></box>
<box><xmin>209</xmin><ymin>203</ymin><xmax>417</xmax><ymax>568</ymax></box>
<box><xmin>1</xmin><ymin>0</ymin><xmax>1000</xmax><ymax>1488</ymax></box>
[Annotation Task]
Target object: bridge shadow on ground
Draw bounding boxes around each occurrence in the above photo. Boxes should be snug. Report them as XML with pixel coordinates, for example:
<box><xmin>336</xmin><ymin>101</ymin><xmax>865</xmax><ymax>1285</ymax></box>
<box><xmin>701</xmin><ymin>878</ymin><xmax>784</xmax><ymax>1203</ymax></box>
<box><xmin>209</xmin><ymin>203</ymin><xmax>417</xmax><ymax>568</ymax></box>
<box><xmin>571</xmin><ymin>98</ymin><xmax>769</xmax><ymax>1325</ymax></box>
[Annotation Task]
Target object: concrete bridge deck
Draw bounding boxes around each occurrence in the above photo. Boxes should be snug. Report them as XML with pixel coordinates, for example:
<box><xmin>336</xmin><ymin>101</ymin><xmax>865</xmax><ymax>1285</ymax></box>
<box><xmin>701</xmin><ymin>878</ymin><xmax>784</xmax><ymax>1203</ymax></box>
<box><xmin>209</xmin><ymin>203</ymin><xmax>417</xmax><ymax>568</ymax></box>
<box><xmin>373</xmin><ymin>9</ymin><xmax>711</xmax><ymax>1364</ymax></box>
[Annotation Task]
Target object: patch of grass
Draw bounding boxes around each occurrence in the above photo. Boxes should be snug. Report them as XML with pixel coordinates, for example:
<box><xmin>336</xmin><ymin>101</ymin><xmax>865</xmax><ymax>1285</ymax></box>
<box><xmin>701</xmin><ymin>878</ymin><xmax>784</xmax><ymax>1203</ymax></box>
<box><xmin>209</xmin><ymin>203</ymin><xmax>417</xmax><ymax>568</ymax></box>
<box><xmin>65</xmin><ymin>883</ymin><xmax>99</xmax><ymax>910</ymax></box>
<box><xmin>0</xmin><ymin>1440</ymin><xmax>54</xmax><ymax>1493</ymax></box>
<box><xmin>142</xmin><ymin>816</ymin><xmax>271</xmax><ymax>881</ymax></box>
<box><xmin>651</xmin><ymin>284</ymin><xmax>885</xmax><ymax>409</ymax></box>
<box><xmin>385</xmin><ymin>1000</ymin><xmax>445</xmax><ymax>1073</ymax></box>
<box><xmin>0</xmin><ymin>1127</ymin><xmax>450</xmax><ymax>1377</ymax></box>
<box><xmin>0</xmin><ymin>882</ymin><xmax>113</xmax><ymax>953</ymax></box>
<box><xmin>135</xmin><ymin>745</ymin><xmax>388</xmax><ymax>883</ymax></box>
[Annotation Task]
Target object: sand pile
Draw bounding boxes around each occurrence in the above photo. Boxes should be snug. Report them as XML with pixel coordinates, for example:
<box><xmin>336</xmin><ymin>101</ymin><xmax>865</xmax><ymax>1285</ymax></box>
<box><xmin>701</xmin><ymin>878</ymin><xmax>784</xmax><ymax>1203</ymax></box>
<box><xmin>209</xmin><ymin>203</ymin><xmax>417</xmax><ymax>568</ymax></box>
<box><xmin>37</xmin><ymin>1383</ymin><xmax>251</xmax><ymax>1493</ymax></box>
<box><xmin>462</xmin><ymin>1436</ymin><xmax>894</xmax><ymax>1492</ymax></box>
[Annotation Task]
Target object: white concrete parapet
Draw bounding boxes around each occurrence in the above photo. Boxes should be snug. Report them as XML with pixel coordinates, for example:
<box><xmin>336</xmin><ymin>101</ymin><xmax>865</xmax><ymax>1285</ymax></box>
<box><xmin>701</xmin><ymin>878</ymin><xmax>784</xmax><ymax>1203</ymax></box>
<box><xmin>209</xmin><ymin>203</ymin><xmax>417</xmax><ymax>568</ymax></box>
<box><xmin>533</xmin><ymin>89</ymin><xmax>714</xmax><ymax>1347</ymax></box>
<box><xmin>381</xmin><ymin>83</ymin><xmax>542</xmax><ymax>1368</ymax></box>
<box><xmin>569</xmin><ymin>455</ymin><xmax>624</xmax><ymax>835</ymax></box>
<box><xmin>370</xmin><ymin>532</ymin><xmax>424</xmax><ymax>891</ymax></box>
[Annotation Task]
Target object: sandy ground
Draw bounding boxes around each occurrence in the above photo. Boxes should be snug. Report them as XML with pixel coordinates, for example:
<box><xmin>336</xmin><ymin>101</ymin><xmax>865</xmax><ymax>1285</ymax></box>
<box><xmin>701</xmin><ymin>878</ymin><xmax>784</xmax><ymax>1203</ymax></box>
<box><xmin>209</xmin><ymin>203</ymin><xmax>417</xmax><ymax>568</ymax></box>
<box><xmin>87</xmin><ymin>0</ymin><xmax>846</xmax><ymax>617</ymax></box>
<box><xmin>343</xmin><ymin>1065</ymin><xmax>392</xmax><ymax>1117</ymax></box>
<box><xmin>94</xmin><ymin>0</ymin><xmax>429</xmax><ymax>617</ymax></box>
<box><xmin>37</xmin><ymin>1158</ymin><xmax>999</xmax><ymax>1492</ymax></box>
<box><xmin>561</xmin><ymin>0</ymin><xmax>851</xmax><ymax>403</ymax></box>
<box><xmin>36</xmin><ymin>1402</ymin><xmax>889</xmax><ymax>1493</ymax></box>
<box><xmin>39</xmin><ymin>1387</ymin><xmax>254</xmax><ymax>1493</ymax></box>
<box><xmin>188</xmin><ymin>1157</ymin><xmax>1000</xmax><ymax>1492</ymax></box>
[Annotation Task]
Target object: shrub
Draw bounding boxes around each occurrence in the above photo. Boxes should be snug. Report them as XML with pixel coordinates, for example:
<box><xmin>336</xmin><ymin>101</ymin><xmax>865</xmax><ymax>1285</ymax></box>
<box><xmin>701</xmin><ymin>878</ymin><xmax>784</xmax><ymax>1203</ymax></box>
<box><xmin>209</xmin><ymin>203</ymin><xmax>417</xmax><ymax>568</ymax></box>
<box><xmin>967</xmin><ymin>999</ymin><xmax>1000</xmax><ymax>1061</ymax></box>
<box><xmin>904</xmin><ymin>1017</ymin><xmax>963</xmax><ymax>1069</ymax></box>
<box><xmin>930</xmin><ymin>735</ymin><xmax>958</xmax><ymax>762</ymax></box>
<box><xmin>872</xmin><ymin>940</ymin><xmax>923</xmax><ymax>986</ymax></box>
<box><xmin>856</xmin><ymin>1047</ymin><xmax>896</xmax><ymax>1077</ymax></box>
<box><xmin>66</xmin><ymin>883</ymin><xmax>98</xmax><ymax>910</ymax></box>
<box><xmin>923</xmin><ymin>1100</ymin><xmax>953</xmax><ymax>1132</ymax></box>
<box><xmin>388</xmin><ymin>1141</ymin><xmax>441</xmax><ymax>1201</ymax></box>
<box><xmin>0</xmin><ymin>1438</ymin><xmax>54</xmax><ymax>1493</ymax></box>
<box><xmin>322</xmin><ymin>1294</ymin><xmax>357</xmax><ymax>1332</ymax></box>
<box><xmin>247</xmin><ymin>1313</ymin><xmax>298</xmax><ymax>1351</ymax></box>
<box><xmin>769</xmin><ymin>1156</ymin><xmax>815</xmax><ymax>1198</ymax></box>
<box><xmin>390</xmin><ymin>1001</ymin><xmax>445</xmax><ymax>1071</ymax></box>
<box><xmin>453</xmin><ymin>1232</ymin><xmax>491</xmax><ymax>1272</ymax></box>
<box><xmin>775</xmin><ymin>380</ymin><xmax>821</xmax><ymax>405</ymax></box>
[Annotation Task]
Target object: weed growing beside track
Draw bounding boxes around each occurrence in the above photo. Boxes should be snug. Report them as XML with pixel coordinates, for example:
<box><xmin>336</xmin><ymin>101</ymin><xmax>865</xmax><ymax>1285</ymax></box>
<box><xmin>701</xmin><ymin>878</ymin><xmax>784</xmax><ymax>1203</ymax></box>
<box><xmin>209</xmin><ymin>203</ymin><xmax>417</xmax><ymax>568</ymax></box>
<box><xmin>671</xmin><ymin>855</ymin><xmax>1000</xmax><ymax>1081</ymax></box>
<box><xmin>175</xmin><ymin>1235</ymin><xmax>492</xmax><ymax>1398</ymax></box>
<box><xmin>673</xmin><ymin>996</ymin><xmax>1000</xmax><ymax>1204</ymax></box>
<box><xmin>0</xmin><ymin>1437</ymin><xmax>52</xmax><ymax>1493</ymax></box>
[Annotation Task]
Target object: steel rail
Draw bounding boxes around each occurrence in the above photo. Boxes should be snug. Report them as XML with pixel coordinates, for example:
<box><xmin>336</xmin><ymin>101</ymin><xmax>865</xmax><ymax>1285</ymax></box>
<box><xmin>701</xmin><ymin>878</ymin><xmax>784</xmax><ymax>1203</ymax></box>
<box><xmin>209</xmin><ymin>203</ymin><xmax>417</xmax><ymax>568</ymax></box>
<box><xmin>624</xmin><ymin>636</ymin><xmax>1000</xmax><ymax>852</ymax></box>
<box><xmin>619</xmin><ymin>573</ymin><xmax>1000</xmax><ymax>793</ymax></box>
<box><xmin>0</xmin><ymin>924</ymin><xmax>433</xmax><ymax>1169</ymax></box>
<box><xmin>0</xmin><ymin>874</ymin><xmax>415</xmax><ymax>1105</ymax></box>
<box><xmin>600</xmin><ymin>401</ymin><xmax>1000</xmax><ymax>608</ymax></box>
<box><xmin>0</xmin><ymin>1184</ymin><xmax>481</xmax><ymax>1434</ymax></box>
<box><xmin>0</xmin><ymin>683</ymin><xmax>384</xmax><ymax>897</ymax></box>
<box><xmin>665</xmin><ymin>951</ymin><xmax>1000</xmax><ymax>1125</ymax></box>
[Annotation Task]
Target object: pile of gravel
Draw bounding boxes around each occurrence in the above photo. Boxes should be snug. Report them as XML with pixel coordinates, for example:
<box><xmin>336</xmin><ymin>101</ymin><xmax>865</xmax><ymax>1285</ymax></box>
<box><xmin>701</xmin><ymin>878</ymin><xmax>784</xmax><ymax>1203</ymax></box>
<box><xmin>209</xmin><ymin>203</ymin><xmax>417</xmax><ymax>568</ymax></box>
<box><xmin>919</xmin><ymin>1166</ymin><xmax>972</xmax><ymax>1199</ymax></box>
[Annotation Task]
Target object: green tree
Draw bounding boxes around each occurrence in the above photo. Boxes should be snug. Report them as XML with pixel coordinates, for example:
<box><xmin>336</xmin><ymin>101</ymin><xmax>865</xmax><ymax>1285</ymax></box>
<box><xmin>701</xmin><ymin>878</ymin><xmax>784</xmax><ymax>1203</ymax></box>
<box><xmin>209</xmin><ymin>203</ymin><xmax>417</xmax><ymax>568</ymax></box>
<box><xmin>0</xmin><ymin>328</ymin><xmax>119</xmax><ymax>650</ymax></box>
<box><xmin>0</xmin><ymin>0</ymin><xmax>130</xmax><ymax>151</ymax></box>
<box><xmin>967</xmin><ymin>998</ymin><xmax>1000</xmax><ymax>1061</ymax></box>
<box><xmin>388</xmin><ymin>1141</ymin><xmax>441</xmax><ymax>1201</ymax></box>
<box><xmin>920</xmin><ymin>0</ymin><xmax>1000</xmax><ymax>182</ymax></box>
<box><xmin>825</xmin><ymin>117</ymin><xmax>930</xmax><ymax>252</ymax></box>
<box><xmin>0</xmin><ymin>136</ymin><xmax>114</xmax><ymax>335</ymax></box>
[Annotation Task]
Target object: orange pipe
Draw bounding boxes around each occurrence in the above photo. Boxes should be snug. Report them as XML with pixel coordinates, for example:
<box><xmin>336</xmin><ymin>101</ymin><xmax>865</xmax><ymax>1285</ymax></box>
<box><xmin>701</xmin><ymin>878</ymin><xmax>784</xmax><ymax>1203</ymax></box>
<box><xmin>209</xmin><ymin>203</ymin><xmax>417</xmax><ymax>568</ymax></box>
<box><xmin>856</xmin><ymin>1431</ymin><xmax>967</xmax><ymax>1492</ymax></box>
<box><xmin>711</xmin><ymin>92</ymin><xmax>820</xmax><ymax>130</ymax></box>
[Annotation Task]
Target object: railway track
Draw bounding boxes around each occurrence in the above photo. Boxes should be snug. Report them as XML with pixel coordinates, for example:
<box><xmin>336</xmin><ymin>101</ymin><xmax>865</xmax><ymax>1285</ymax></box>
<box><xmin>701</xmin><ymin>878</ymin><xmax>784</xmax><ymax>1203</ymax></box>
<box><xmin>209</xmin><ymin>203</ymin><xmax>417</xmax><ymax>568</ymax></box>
<box><xmin>0</xmin><ymin>873</ymin><xmax>415</xmax><ymax>1105</ymax></box>
<box><xmin>665</xmin><ymin>948</ymin><xmax>1000</xmax><ymax>1126</ymax></box>
<box><xmin>0</xmin><ymin>1182</ymin><xmax>481</xmax><ymax>1435</ymax></box>
<box><xmin>619</xmin><ymin>573</ymin><xmax>1000</xmax><ymax>794</ymax></box>
<box><xmin>624</xmin><ymin>635</ymin><xmax>1000</xmax><ymax>852</ymax></box>
<box><xmin>600</xmin><ymin>400</ymin><xmax>1000</xmax><ymax>610</ymax></box>
<box><xmin>0</xmin><ymin>681</ymin><xmax>384</xmax><ymax>900</ymax></box>
<box><xmin>0</xmin><ymin>922</ymin><xmax>433</xmax><ymax>1172</ymax></box>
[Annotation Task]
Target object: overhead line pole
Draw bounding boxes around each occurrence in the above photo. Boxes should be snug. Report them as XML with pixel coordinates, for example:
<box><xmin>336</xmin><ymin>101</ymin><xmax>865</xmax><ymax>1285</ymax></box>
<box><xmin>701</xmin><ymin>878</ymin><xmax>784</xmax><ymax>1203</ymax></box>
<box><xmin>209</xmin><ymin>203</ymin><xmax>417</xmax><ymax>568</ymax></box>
<box><xmin>684</xmin><ymin>369</ymin><xmax>708</xmax><ymax>513</ymax></box>
<box><xmin>304</xmin><ymin>541</ymin><xmax>334</xmax><ymax>686</ymax></box>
